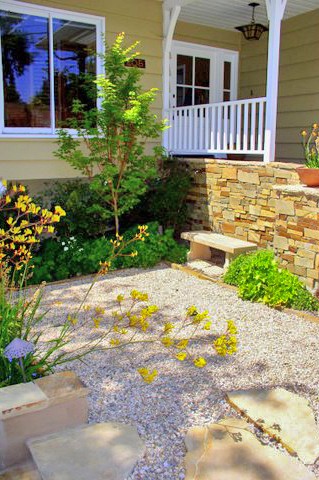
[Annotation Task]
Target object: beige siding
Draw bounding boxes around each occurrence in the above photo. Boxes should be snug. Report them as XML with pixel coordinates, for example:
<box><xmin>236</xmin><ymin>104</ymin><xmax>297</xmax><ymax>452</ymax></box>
<box><xmin>174</xmin><ymin>21</ymin><xmax>241</xmax><ymax>52</ymax></box>
<box><xmin>240</xmin><ymin>8</ymin><xmax>319</xmax><ymax>163</ymax></box>
<box><xmin>0</xmin><ymin>0</ymin><xmax>163</xmax><ymax>181</ymax></box>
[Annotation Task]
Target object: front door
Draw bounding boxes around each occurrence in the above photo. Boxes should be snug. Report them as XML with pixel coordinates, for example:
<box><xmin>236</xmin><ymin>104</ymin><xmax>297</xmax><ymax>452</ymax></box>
<box><xmin>170</xmin><ymin>41</ymin><xmax>238</xmax><ymax>108</ymax></box>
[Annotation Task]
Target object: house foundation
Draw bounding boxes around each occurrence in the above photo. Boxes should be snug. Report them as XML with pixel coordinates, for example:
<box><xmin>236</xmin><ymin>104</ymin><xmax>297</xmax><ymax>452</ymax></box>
<box><xmin>183</xmin><ymin>159</ymin><xmax>319</xmax><ymax>290</ymax></box>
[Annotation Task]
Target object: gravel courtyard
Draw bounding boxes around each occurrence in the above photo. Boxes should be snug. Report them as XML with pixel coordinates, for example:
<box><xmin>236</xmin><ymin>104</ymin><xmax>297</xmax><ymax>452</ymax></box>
<box><xmin>41</xmin><ymin>264</ymin><xmax>319</xmax><ymax>479</ymax></box>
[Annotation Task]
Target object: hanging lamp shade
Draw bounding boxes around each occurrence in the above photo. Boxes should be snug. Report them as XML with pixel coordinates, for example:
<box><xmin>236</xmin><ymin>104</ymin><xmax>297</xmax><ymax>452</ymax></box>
<box><xmin>236</xmin><ymin>3</ymin><xmax>268</xmax><ymax>41</ymax></box>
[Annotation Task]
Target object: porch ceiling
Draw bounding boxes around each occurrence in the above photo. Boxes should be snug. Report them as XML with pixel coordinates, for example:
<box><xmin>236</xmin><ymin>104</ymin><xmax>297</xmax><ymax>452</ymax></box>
<box><xmin>178</xmin><ymin>0</ymin><xmax>319</xmax><ymax>31</ymax></box>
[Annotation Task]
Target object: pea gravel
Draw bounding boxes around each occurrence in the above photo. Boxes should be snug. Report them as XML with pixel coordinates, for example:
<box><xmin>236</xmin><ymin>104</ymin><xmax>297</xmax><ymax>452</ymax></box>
<box><xmin>40</xmin><ymin>264</ymin><xmax>319</xmax><ymax>479</ymax></box>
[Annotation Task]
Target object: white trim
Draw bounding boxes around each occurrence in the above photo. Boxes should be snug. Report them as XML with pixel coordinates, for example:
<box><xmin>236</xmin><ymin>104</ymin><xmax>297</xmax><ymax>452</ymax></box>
<box><xmin>0</xmin><ymin>0</ymin><xmax>105</xmax><ymax>137</ymax></box>
<box><xmin>170</xmin><ymin>40</ymin><xmax>239</xmax><ymax>107</ymax></box>
<box><xmin>263</xmin><ymin>0</ymin><xmax>287</xmax><ymax>163</ymax></box>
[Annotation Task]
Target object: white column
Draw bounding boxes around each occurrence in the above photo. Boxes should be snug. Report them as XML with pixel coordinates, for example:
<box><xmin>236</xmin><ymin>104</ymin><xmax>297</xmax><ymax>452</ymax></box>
<box><xmin>264</xmin><ymin>0</ymin><xmax>287</xmax><ymax>163</ymax></box>
<box><xmin>162</xmin><ymin>4</ymin><xmax>181</xmax><ymax>151</ymax></box>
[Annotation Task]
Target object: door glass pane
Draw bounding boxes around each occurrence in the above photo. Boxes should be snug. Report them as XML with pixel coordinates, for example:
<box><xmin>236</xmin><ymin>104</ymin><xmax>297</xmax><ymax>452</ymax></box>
<box><xmin>53</xmin><ymin>19</ymin><xmax>96</xmax><ymax>127</ymax></box>
<box><xmin>195</xmin><ymin>88</ymin><xmax>209</xmax><ymax>105</ymax></box>
<box><xmin>195</xmin><ymin>57</ymin><xmax>210</xmax><ymax>87</ymax></box>
<box><xmin>224</xmin><ymin>61</ymin><xmax>231</xmax><ymax>90</ymax></box>
<box><xmin>177</xmin><ymin>55</ymin><xmax>192</xmax><ymax>85</ymax></box>
<box><xmin>177</xmin><ymin>86</ymin><xmax>192</xmax><ymax>107</ymax></box>
<box><xmin>223</xmin><ymin>91</ymin><xmax>230</xmax><ymax>102</ymax></box>
<box><xmin>0</xmin><ymin>10</ymin><xmax>50</xmax><ymax>127</ymax></box>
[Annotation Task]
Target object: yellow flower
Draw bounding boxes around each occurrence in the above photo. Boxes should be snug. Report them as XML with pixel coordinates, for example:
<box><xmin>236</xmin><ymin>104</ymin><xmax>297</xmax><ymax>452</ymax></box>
<box><xmin>93</xmin><ymin>317</ymin><xmax>101</xmax><ymax>329</ymax></box>
<box><xmin>161</xmin><ymin>336</ymin><xmax>174</xmax><ymax>348</ymax></box>
<box><xmin>47</xmin><ymin>226</ymin><xmax>55</xmax><ymax>233</ymax></box>
<box><xmin>130</xmin><ymin>290</ymin><xmax>148</xmax><ymax>302</ymax></box>
<box><xmin>301</xmin><ymin>130</ymin><xmax>307</xmax><ymax>137</ymax></box>
<box><xmin>7</xmin><ymin>217</ymin><xmax>13</xmax><ymax>226</ymax></box>
<box><xmin>163</xmin><ymin>322</ymin><xmax>174</xmax><ymax>334</ymax></box>
<box><xmin>83</xmin><ymin>305</ymin><xmax>91</xmax><ymax>311</ymax></box>
<box><xmin>67</xmin><ymin>314</ymin><xmax>78</xmax><ymax>325</ymax></box>
<box><xmin>176</xmin><ymin>339</ymin><xmax>189</xmax><ymax>349</ymax></box>
<box><xmin>54</xmin><ymin>205</ymin><xmax>66</xmax><ymax>216</ymax></box>
<box><xmin>116</xmin><ymin>294</ymin><xmax>124</xmax><ymax>303</ymax></box>
<box><xmin>176</xmin><ymin>352</ymin><xmax>187</xmax><ymax>361</ymax></box>
<box><xmin>137</xmin><ymin>367</ymin><xmax>157</xmax><ymax>384</ymax></box>
<box><xmin>110</xmin><ymin>338</ymin><xmax>120</xmax><ymax>346</ymax></box>
<box><xmin>95</xmin><ymin>306</ymin><xmax>105</xmax><ymax>315</ymax></box>
<box><xmin>187</xmin><ymin>305</ymin><xmax>198</xmax><ymax>317</ymax></box>
<box><xmin>5</xmin><ymin>195</ymin><xmax>11</xmax><ymax>204</ymax></box>
<box><xmin>193</xmin><ymin>357</ymin><xmax>207</xmax><ymax>368</ymax></box>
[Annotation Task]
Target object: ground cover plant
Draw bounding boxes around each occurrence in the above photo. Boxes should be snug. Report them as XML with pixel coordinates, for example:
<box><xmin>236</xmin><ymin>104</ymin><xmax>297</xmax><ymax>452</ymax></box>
<box><xmin>223</xmin><ymin>249</ymin><xmax>319</xmax><ymax>311</ymax></box>
<box><xmin>30</xmin><ymin>222</ymin><xmax>187</xmax><ymax>284</ymax></box>
<box><xmin>0</xmin><ymin>181</ymin><xmax>237</xmax><ymax>388</ymax></box>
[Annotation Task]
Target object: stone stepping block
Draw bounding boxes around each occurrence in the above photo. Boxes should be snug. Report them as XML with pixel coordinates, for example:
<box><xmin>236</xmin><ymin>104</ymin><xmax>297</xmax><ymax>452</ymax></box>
<box><xmin>227</xmin><ymin>388</ymin><xmax>319</xmax><ymax>465</ymax></box>
<box><xmin>27</xmin><ymin>422</ymin><xmax>145</xmax><ymax>480</ymax></box>
<box><xmin>185</xmin><ymin>417</ymin><xmax>316</xmax><ymax>480</ymax></box>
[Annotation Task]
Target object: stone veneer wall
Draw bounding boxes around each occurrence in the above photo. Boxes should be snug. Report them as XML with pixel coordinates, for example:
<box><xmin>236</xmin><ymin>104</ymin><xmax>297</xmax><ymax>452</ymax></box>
<box><xmin>183</xmin><ymin>160</ymin><xmax>319</xmax><ymax>289</ymax></box>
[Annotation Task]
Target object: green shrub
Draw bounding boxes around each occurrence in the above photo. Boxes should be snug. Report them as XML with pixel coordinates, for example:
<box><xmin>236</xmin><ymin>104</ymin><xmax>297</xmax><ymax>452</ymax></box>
<box><xmin>223</xmin><ymin>250</ymin><xmax>319</xmax><ymax>311</ymax></box>
<box><xmin>38</xmin><ymin>179</ymin><xmax>113</xmax><ymax>239</ymax></box>
<box><xmin>30</xmin><ymin>222</ymin><xmax>187</xmax><ymax>284</ymax></box>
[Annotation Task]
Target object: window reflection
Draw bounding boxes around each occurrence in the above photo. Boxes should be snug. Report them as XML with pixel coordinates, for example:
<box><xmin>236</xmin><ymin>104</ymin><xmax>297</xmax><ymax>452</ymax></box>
<box><xmin>0</xmin><ymin>10</ymin><xmax>50</xmax><ymax>127</ymax></box>
<box><xmin>53</xmin><ymin>19</ymin><xmax>96</xmax><ymax>127</ymax></box>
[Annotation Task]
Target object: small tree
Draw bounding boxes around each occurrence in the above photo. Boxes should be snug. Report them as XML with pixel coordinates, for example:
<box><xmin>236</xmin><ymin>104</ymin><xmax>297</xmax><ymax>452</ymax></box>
<box><xmin>55</xmin><ymin>33</ymin><xmax>166</xmax><ymax>234</ymax></box>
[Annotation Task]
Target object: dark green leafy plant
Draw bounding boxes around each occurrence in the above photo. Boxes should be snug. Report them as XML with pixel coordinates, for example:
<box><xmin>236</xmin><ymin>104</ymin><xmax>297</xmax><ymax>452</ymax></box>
<box><xmin>38</xmin><ymin>179</ymin><xmax>113</xmax><ymax>239</ymax></box>
<box><xmin>55</xmin><ymin>33</ymin><xmax>167</xmax><ymax>234</ymax></box>
<box><xmin>30</xmin><ymin>222</ymin><xmax>187</xmax><ymax>284</ymax></box>
<box><xmin>223</xmin><ymin>250</ymin><xmax>319</xmax><ymax>311</ymax></box>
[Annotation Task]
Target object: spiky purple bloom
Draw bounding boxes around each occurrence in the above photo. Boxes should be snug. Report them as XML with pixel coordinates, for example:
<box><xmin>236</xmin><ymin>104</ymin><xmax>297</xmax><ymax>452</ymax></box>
<box><xmin>0</xmin><ymin>181</ymin><xmax>7</xmax><ymax>197</ymax></box>
<box><xmin>4</xmin><ymin>338</ymin><xmax>34</xmax><ymax>362</ymax></box>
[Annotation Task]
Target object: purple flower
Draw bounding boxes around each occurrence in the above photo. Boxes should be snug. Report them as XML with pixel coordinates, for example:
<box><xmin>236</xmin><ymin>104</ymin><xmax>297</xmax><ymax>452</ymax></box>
<box><xmin>0</xmin><ymin>181</ymin><xmax>7</xmax><ymax>197</ymax></box>
<box><xmin>4</xmin><ymin>338</ymin><xmax>34</xmax><ymax>362</ymax></box>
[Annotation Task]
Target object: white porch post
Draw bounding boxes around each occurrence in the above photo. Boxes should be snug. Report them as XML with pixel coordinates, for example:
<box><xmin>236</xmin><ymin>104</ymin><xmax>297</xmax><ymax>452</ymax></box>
<box><xmin>264</xmin><ymin>0</ymin><xmax>288</xmax><ymax>163</ymax></box>
<box><xmin>162</xmin><ymin>3</ymin><xmax>181</xmax><ymax>150</ymax></box>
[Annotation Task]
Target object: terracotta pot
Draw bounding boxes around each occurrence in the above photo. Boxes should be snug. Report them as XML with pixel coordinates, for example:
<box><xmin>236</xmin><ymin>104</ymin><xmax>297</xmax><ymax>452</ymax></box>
<box><xmin>296</xmin><ymin>167</ymin><xmax>319</xmax><ymax>187</ymax></box>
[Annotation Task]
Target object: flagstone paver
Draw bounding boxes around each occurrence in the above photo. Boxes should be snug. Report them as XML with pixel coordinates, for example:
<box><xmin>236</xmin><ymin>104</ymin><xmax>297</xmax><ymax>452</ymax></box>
<box><xmin>185</xmin><ymin>417</ymin><xmax>316</xmax><ymax>480</ymax></box>
<box><xmin>227</xmin><ymin>388</ymin><xmax>319</xmax><ymax>465</ymax></box>
<box><xmin>27</xmin><ymin>422</ymin><xmax>145</xmax><ymax>480</ymax></box>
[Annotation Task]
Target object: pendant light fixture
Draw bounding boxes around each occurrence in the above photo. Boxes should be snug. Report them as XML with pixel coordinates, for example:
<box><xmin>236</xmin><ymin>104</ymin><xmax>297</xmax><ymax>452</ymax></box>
<box><xmin>236</xmin><ymin>2</ymin><xmax>268</xmax><ymax>41</ymax></box>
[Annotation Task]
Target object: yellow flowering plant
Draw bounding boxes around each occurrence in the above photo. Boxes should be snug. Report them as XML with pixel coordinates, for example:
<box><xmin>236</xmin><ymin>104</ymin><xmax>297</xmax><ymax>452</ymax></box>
<box><xmin>0</xmin><ymin>181</ymin><xmax>237</xmax><ymax>387</ymax></box>
<box><xmin>301</xmin><ymin>123</ymin><xmax>319</xmax><ymax>168</ymax></box>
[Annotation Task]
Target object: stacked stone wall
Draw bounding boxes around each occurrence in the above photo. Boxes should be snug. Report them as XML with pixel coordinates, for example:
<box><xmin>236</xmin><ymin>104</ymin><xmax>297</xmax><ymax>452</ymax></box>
<box><xmin>184</xmin><ymin>159</ymin><xmax>319</xmax><ymax>289</ymax></box>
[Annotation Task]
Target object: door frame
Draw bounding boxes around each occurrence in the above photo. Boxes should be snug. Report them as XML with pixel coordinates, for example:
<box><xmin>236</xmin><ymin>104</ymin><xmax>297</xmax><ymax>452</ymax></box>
<box><xmin>170</xmin><ymin>40</ymin><xmax>239</xmax><ymax>108</ymax></box>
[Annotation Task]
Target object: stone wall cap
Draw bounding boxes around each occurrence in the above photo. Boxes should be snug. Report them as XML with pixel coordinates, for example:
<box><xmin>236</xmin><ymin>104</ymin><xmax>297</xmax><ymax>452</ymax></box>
<box><xmin>35</xmin><ymin>371</ymin><xmax>89</xmax><ymax>404</ymax></box>
<box><xmin>0</xmin><ymin>382</ymin><xmax>49</xmax><ymax>420</ymax></box>
<box><xmin>178</xmin><ymin>158</ymin><xmax>300</xmax><ymax>169</ymax></box>
<box><xmin>273</xmin><ymin>184</ymin><xmax>319</xmax><ymax>198</ymax></box>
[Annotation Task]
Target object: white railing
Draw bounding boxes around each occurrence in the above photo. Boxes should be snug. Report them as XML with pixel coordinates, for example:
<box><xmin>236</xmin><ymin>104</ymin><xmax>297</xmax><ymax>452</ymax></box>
<box><xmin>165</xmin><ymin>97</ymin><xmax>267</xmax><ymax>156</ymax></box>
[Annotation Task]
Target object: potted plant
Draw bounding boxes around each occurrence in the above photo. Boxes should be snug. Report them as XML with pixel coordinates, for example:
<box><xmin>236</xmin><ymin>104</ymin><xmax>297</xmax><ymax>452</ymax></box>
<box><xmin>297</xmin><ymin>123</ymin><xmax>319</xmax><ymax>187</ymax></box>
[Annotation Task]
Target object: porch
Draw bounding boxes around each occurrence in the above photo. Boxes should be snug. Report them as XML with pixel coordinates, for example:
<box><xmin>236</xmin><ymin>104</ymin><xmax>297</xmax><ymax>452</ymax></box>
<box><xmin>162</xmin><ymin>0</ymin><xmax>319</xmax><ymax>163</ymax></box>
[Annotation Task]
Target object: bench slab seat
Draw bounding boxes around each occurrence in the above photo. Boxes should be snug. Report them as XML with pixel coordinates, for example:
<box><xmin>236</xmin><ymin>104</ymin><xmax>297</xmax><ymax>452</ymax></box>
<box><xmin>181</xmin><ymin>231</ymin><xmax>257</xmax><ymax>268</ymax></box>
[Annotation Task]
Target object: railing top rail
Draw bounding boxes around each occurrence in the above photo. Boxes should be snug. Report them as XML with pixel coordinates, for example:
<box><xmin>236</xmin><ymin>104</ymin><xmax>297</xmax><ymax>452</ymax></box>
<box><xmin>167</xmin><ymin>97</ymin><xmax>267</xmax><ymax>112</ymax></box>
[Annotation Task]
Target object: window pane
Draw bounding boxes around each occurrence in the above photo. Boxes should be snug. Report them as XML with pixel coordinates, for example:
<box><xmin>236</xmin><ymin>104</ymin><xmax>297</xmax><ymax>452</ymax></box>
<box><xmin>0</xmin><ymin>10</ymin><xmax>50</xmax><ymax>127</ymax></box>
<box><xmin>224</xmin><ymin>61</ymin><xmax>231</xmax><ymax>91</ymax></box>
<box><xmin>177</xmin><ymin>55</ymin><xmax>192</xmax><ymax>85</ymax></box>
<box><xmin>195</xmin><ymin>57</ymin><xmax>210</xmax><ymax>87</ymax></box>
<box><xmin>53</xmin><ymin>19</ymin><xmax>96</xmax><ymax>127</ymax></box>
<box><xmin>177</xmin><ymin>87</ymin><xmax>192</xmax><ymax>107</ymax></box>
<box><xmin>195</xmin><ymin>88</ymin><xmax>209</xmax><ymax>105</ymax></box>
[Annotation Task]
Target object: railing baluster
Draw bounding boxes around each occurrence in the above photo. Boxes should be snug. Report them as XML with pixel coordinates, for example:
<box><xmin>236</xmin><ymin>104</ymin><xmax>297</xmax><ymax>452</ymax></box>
<box><xmin>223</xmin><ymin>104</ymin><xmax>228</xmax><ymax>151</ymax></box>
<box><xmin>243</xmin><ymin>102</ymin><xmax>249</xmax><ymax>152</ymax></box>
<box><xmin>194</xmin><ymin>107</ymin><xmax>198</xmax><ymax>152</ymax></box>
<box><xmin>230</xmin><ymin>104</ymin><xmax>235</xmax><ymax>151</ymax></box>
<box><xmin>258</xmin><ymin>100</ymin><xmax>265</xmax><ymax>152</ymax></box>
<box><xmin>205</xmin><ymin>107</ymin><xmax>209</xmax><ymax>151</ymax></box>
<box><xmin>236</xmin><ymin>103</ymin><xmax>242</xmax><ymax>152</ymax></box>
<box><xmin>251</xmin><ymin>102</ymin><xmax>256</xmax><ymax>151</ymax></box>
<box><xmin>217</xmin><ymin>105</ymin><xmax>222</xmax><ymax>151</ymax></box>
<box><xmin>210</xmin><ymin>105</ymin><xmax>216</xmax><ymax>151</ymax></box>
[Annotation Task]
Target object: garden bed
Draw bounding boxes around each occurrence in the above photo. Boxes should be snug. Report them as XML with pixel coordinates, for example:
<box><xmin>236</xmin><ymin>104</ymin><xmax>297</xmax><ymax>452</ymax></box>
<box><xmin>38</xmin><ymin>265</ymin><xmax>319</xmax><ymax>480</ymax></box>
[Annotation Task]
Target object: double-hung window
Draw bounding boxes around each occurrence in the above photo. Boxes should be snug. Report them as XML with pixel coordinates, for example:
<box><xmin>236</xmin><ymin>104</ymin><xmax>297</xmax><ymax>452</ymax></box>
<box><xmin>0</xmin><ymin>1</ymin><xmax>104</xmax><ymax>135</ymax></box>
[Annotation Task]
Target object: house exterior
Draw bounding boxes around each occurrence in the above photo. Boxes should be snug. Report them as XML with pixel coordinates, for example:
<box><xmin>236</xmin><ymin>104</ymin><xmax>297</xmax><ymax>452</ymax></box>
<box><xmin>0</xmin><ymin>0</ymin><xmax>319</xmax><ymax>190</ymax></box>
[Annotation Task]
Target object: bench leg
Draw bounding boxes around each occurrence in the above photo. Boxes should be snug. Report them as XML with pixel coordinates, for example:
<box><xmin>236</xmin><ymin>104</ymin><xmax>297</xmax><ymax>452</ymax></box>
<box><xmin>187</xmin><ymin>242</ymin><xmax>211</xmax><ymax>262</ymax></box>
<box><xmin>224</xmin><ymin>252</ymin><xmax>233</xmax><ymax>270</ymax></box>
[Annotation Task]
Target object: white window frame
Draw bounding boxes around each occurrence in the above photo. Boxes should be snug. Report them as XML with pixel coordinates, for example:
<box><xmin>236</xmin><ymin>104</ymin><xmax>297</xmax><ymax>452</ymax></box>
<box><xmin>0</xmin><ymin>0</ymin><xmax>105</xmax><ymax>137</ymax></box>
<box><xmin>170</xmin><ymin>41</ymin><xmax>239</xmax><ymax>108</ymax></box>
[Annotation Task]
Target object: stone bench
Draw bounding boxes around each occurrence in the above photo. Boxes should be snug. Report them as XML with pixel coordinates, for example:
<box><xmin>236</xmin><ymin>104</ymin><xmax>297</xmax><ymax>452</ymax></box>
<box><xmin>181</xmin><ymin>231</ymin><xmax>257</xmax><ymax>268</ymax></box>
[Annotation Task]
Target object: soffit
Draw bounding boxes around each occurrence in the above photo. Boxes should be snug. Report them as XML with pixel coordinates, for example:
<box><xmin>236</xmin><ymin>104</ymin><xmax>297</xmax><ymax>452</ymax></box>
<box><xmin>178</xmin><ymin>0</ymin><xmax>319</xmax><ymax>31</ymax></box>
